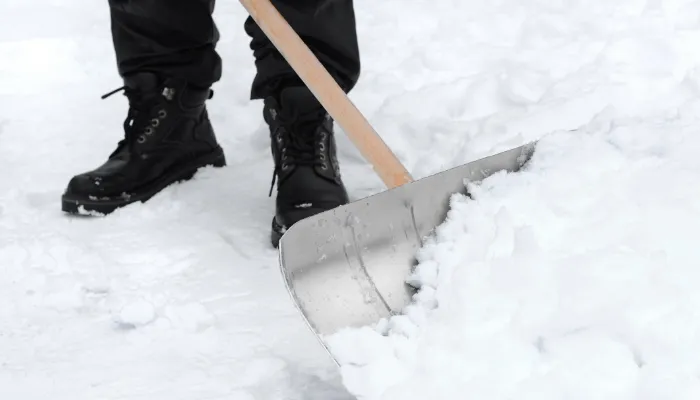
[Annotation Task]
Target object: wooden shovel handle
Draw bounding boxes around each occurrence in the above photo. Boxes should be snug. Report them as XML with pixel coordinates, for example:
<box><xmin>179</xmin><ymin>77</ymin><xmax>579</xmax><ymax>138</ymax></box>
<box><xmin>239</xmin><ymin>0</ymin><xmax>413</xmax><ymax>188</ymax></box>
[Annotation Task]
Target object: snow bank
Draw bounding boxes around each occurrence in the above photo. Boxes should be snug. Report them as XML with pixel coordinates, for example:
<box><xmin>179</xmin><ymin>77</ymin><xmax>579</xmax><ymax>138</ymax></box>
<box><xmin>326</xmin><ymin>107</ymin><xmax>700</xmax><ymax>399</ymax></box>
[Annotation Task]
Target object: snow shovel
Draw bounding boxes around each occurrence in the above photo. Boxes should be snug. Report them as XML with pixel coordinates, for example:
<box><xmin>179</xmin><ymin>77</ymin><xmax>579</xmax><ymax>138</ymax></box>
<box><xmin>240</xmin><ymin>0</ymin><xmax>536</xmax><ymax>352</ymax></box>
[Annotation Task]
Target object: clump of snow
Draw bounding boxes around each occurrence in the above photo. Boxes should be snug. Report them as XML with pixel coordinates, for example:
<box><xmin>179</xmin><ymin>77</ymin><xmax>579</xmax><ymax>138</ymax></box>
<box><xmin>115</xmin><ymin>298</ymin><xmax>157</xmax><ymax>328</ymax></box>
<box><xmin>326</xmin><ymin>108</ymin><xmax>700</xmax><ymax>399</ymax></box>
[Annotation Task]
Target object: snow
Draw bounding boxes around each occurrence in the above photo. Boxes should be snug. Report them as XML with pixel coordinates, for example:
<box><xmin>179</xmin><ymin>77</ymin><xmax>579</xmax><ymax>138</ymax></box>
<box><xmin>327</xmin><ymin>114</ymin><xmax>700</xmax><ymax>399</ymax></box>
<box><xmin>2</xmin><ymin>0</ymin><xmax>700</xmax><ymax>399</ymax></box>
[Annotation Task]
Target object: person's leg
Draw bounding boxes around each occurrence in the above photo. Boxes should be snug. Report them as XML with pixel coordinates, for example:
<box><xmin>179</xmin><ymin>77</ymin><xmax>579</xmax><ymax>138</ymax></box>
<box><xmin>244</xmin><ymin>0</ymin><xmax>360</xmax><ymax>99</ymax></box>
<box><xmin>110</xmin><ymin>0</ymin><xmax>222</xmax><ymax>89</ymax></box>
<box><xmin>62</xmin><ymin>0</ymin><xmax>226</xmax><ymax>215</ymax></box>
<box><xmin>243</xmin><ymin>0</ymin><xmax>361</xmax><ymax>247</ymax></box>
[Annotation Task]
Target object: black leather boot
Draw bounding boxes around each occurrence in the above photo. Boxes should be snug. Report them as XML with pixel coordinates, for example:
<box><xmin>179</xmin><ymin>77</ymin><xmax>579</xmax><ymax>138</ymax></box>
<box><xmin>264</xmin><ymin>86</ymin><xmax>349</xmax><ymax>248</ymax></box>
<box><xmin>61</xmin><ymin>72</ymin><xmax>226</xmax><ymax>214</ymax></box>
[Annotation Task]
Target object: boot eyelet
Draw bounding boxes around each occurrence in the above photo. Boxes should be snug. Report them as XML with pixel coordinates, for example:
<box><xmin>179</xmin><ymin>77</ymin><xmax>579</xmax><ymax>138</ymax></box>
<box><xmin>158</xmin><ymin>109</ymin><xmax>167</xmax><ymax>119</ymax></box>
<box><xmin>319</xmin><ymin>143</ymin><xmax>326</xmax><ymax>151</ymax></box>
<box><xmin>320</xmin><ymin>154</ymin><xmax>326</xmax><ymax>161</ymax></box>
<box><xmin>151</xmin><ymin>118</ymin><xmax>160</xmax><ymax>127</ymax></box>
<box><xmin>137</xmin><ymin>135</ymin><xmax>146</xmax><ymax>144</ymax></box>
<box><xmin>145</xmin><ymin>127</ymin><xmax>154</xmax><ymax>135</ymax></box>
<box><xmin>321</xmin><ymin>163</ymin><xmax>328</xmax><ymax>170</ymax></box>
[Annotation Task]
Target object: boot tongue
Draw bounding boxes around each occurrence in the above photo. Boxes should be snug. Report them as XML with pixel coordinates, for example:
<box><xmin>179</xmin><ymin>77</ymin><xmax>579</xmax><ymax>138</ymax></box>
<box><xmin>123</xmin><ymin>72</ymin><xmax>162</xmax><ymax>102</ymax></box>
<box><xmin>124</xmin><ymin>72</ymin><xmax>159</xmax><ymax>89</ymax></box>
<box><xmin>278</xmin><ymin>86</ymin><xmax>322</xmax><ymax>118</ymax></box>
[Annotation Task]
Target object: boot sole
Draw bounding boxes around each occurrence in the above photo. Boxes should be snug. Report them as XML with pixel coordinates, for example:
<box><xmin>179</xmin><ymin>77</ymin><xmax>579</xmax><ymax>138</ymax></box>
<box><xmin>270</xmin><ymin>216</ymin><xmax>286</xmax><ymax>249</ymax></box>
<box><xmin>61</xmin><ymin>147</ymin><xmax>226</xmax><ymax>215</ymax></box>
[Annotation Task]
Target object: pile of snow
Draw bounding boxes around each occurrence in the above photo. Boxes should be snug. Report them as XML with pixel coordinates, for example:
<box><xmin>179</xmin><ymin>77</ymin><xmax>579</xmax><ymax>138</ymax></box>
<box><xmin>326</xmin><ymin>108</ymin><xmax>700</xmax><ymax>399</ymax></box>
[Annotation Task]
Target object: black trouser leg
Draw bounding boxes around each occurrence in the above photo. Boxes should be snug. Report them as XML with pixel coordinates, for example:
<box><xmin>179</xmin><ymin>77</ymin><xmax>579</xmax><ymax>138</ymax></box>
<box><xmin>109</xmin><ymin>0</ymin><xmax>222</xmax><ymax>89</ymax></box>
<box><xmin>244</xmin><ymin>0</ymin><xmax>361</xmax><ymax>100</ymax></box>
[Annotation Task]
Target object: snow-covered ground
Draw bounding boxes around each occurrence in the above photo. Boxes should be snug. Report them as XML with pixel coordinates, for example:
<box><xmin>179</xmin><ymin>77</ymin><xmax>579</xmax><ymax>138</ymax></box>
<box><xmin>2</xmin><ymin>0</ymin><xmax>700</xmax><ymax>399</ymax></box>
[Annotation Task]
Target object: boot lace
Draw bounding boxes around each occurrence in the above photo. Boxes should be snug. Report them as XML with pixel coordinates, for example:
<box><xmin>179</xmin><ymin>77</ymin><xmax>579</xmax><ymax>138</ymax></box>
<box><xmin>268</xmin><ymin>109</ymin><xmax>329</xmax><ymax>196</ymax></box>
<box><xmin>101</xmin><ymin>86</ymin><xmax>170</xmax><ymax>154</ymax></box>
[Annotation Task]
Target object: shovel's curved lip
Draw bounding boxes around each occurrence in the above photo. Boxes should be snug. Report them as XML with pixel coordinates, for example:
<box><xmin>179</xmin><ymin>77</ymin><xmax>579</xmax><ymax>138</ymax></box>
<box><xmin>277</xmin><ymin>224</ymin><xmax>341</xmax><ymax>365</ymax></box>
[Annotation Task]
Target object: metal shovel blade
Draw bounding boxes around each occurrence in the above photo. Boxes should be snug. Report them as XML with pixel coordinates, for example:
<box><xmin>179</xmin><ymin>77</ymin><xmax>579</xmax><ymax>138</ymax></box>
<box><xmin>278</xmin><ymin>141</ymin><xmax>537</xmax><ymax>340</ymax></box>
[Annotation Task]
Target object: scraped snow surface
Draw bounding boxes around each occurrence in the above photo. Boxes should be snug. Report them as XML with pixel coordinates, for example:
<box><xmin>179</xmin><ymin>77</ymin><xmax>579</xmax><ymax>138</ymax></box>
<box><xmin>2</xmin><ymin>0</ymin><xmax>700</xmax><ymax>399</ymax></box>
